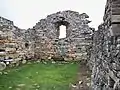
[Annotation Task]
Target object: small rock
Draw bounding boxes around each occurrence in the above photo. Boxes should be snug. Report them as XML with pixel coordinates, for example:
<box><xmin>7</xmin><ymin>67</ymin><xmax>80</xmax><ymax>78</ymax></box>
<box><xmin>8</xmin><ymin>86</ymin><xmax>12</xmax><ymax>89</ymax></box>
<box><xmin>17</xmin><ymin>84</ymin><xmax>25</xmax><ymax>87</ymax></box>
<box><xmin>79</xmin><ymin>80</ymin><xmax>83</xmax><ymax>84</ymax></box>
<box><xmin>0</xmin><ymin>62</ymin><xmax>6</xmax><ymax>71</ymax></box>
<box><xmin>27</xmin><ymin>62</ymin><xmax>31</xmax><ymax>64</ymax></box>
<box><xmin>3</xmin><ymin>72</ymin><xmax>8</xmax><ymax>75</ymax></box>
<box><xmin>86</xmin><ymin>78</ymin><xmax>90</xmax><ymax>81</ymax></box>
<box><xmin>36</xmin><ymin>60</ymin><xmax>40</xmax><ymax>63</ymax></box>
<box><xmin>22</xmin><ymin>60</ymin><xmax>27</xmax><ymax>64</ymax></box>
<box><xmin>86</xmin><ymin>83</ymin><xmax>90</xmax><ymax>87</ymax></box>
<box><xmin>48</xmin><ymin>57</ymin><xmax>51</xmax><ymax>60</ymax></box>
<box><xmin>6</xmin><ymin>62</ymin><xmax>10</xmax><ymax>65</ymax></box>
<box><xmin>0</xmin><ymin>72</ymin><xmax>2</xmax><ymax>75</ymax></box>
<box><xmin>71</xmin><ymin>84</ymin><xmax>77</xmax><ymax>88</ymax></box>
<box><xmin>52</xmin><ymin>61</ymin><xmax>56</xmax><ymax>64</ymax></box>
<box><xmin>43</xmin><ymin>62</ymin><xmax>47</xmax><ymax>64</ymax></box>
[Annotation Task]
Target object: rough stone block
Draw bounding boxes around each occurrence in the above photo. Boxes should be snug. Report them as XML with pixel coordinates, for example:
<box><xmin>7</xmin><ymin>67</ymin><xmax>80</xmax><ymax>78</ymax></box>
<box><xmin>111</xmin><ymin>15</ymin><xmax>120</xmax><ymax>23</ymax></box>
<box><xmin>111</xmin><ymin>24</ymin><xmax>120</xmax><ymax>36</ymax></box>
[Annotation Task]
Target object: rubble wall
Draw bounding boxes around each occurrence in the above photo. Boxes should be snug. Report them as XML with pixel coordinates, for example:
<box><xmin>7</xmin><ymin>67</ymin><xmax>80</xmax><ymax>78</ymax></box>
<box><xmin>0</xmin><ymin>16</ymin><xmax>26</xmax><ymax>67</ymax></box>
<box><xmin>91</xmin><ymin>0</ymin><xmax>120</xmax><ymax>89</ymax></box>
<box><xmin>28</xmin><ymin>10</ymin><xmax>93</xmax><ymax>61</ymax></box>
<box><xmin>1</xmin><ymin>0</ymin><xmax>120</xmax><ymax>89</ymax></box>
<box><xmin>0</xmin><ymin>11</ymin><xmax>94</xmax><ymax>68</ymax></box>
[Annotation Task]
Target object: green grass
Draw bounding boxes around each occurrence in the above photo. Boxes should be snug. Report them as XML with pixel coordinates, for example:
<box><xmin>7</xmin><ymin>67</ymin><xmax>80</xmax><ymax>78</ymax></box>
<box><xmin>0</xmin><ymin>61</ymin><xmax>79</xmax><ymax>90</ymax></box>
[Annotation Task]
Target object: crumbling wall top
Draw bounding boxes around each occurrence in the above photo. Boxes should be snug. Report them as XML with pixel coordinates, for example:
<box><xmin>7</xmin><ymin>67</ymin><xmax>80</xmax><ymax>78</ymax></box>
<box><xmin>0</xmin><ymin>16</ymin><xmax>14</xmax><ymax>26</ymax></box>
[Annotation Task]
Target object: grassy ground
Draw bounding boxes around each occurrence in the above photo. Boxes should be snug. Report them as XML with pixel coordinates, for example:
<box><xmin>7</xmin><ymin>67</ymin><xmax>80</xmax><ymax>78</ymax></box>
<box><xmin>0</xmin><ymin>61</ymin><xmax>79</xmax><ymax>90</ymax></box>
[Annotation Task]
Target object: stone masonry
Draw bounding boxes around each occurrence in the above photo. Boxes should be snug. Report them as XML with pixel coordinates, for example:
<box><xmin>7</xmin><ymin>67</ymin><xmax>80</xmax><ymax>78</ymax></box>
<box><xmin>1</xmin><ymin>0</ymin><xmax>120</xmax><ymax>89</ymax></box>
<box><xmin>0</xmin><ymin>11</ymin><xmax>93</xmax><ymax>67</ymax></box>
<box><xmin>26</xmin><ymin>10</ymin><xmax>93</xmax><ymax>61</ymax></box>
<box><xmin>90</xmin><ymin>0</ymin><xmax>120</xmax><ymax>89</ymax></box>
<box><xmin>0</xmin><ymin>16</ymin><xmax>26</xmax><ymax>68</ymax></box>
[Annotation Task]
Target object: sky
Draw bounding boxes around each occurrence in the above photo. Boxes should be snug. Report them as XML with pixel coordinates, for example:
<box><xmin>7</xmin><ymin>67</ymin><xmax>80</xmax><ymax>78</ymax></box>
<box><xmin>0</xmin><ymin>0</ymin><xmax>106</xmax><ymax>30</ymax></box>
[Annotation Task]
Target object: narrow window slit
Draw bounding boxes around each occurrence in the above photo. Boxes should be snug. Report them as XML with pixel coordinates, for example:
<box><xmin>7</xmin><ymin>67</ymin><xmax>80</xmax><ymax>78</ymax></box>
<box><xmin>59</xmin><ymin>25</ymin><xmax>66</xmax><ymax>39</ymax></box>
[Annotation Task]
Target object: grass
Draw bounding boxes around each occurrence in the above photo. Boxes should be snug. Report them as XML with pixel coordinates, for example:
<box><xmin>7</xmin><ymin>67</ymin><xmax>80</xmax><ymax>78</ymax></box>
<box><xmin>0</xmin><ymin>61</ymin><xmax>79</xmax><ymax>90</ymax></box>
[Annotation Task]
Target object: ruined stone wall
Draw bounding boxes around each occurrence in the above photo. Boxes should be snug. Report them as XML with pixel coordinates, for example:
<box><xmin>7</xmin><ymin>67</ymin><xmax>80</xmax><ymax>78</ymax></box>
<box><xmin>0</xmin><ymin>10</ymin><xmax>94</xmax><ymax>70</ymax></box>
<box><xmin>0</xmin><ymin>11</ymin><xmax>94</xmax><ymax>69</ymax></box>
<box><xmin>27</xmin><ymin>10</ymin><xmax>93</xmax><ymax>61</ymax></box>
<box><xmin>0</xmin><ymin>17</ymin><xmax>26</xmax><ymax>67</ymax></box>
<box><xmin>91</xmin><ymin>0</ymin><xmax>120</xmax><ymax>89</ymax></box>
<box><xmin>0</xmin><ymin>16</ymin><xmax>13</xmax><ymax>26</ymax></box>
<box><xmin>1</xmin><ymin>0</ymin><xmax>120</xmax><ymax>89</ymax></box>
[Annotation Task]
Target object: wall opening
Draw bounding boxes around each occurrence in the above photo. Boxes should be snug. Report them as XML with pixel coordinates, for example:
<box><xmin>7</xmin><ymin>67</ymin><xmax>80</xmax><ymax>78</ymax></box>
<box><xmin>55</xmin><ymin>20</ymin><xmax>69</xmax><ymax>39</ymax></box>
<box><xmin>59</xmin><ymin>25</ymin><xmax>66</xmax><ymax>39</ymax></box>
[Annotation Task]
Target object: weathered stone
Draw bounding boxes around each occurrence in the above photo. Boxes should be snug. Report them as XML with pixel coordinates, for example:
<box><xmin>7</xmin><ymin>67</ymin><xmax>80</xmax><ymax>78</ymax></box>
<box><xmin>111</xmin><ymin>24</ymin><xmax>120</xmax><ymax>36</ymax></box>
<box><xmin>90</xmin><ymin>0</ymin><xmax>120</xmax><ymax>89</ymax></box>
<box><xmin>0</xmin><ymin>62</ymin><xmax>6</xmax><ymax>70</ymax></box>
<box><xmin>0</xmin><ymin>17</ymin><xmax>26</xmax><ymax>67</ymax></box>
<box><xmin>17</xmin><ymin>84</ymin><xmax>25</xmax><ymax>87</ymax></box>
<box><xmin>8</xmin><ymin>87</ymin><xmax>12</xmax><ymax>89</ymax></box>
<box><xmin>22</xmin><ymin>60</ymin><xmax>27</xmax><ymax>64</ymax></box>
<box><xmin>3</xmin><ymin>71</ymin><xmax>8</xmax><ymax>75</ymax></box>
<box><xmin>79</xmin><ymin>80</ymin><xmax>83</xmax><ymax>84</ymax></box>
<box><xmin>111</xmin><ymin>15</ymin><xmax>120</xmax><ymax>23</ymax></box>
<box><xmin>1</xmin><ymin>0</ymin><xmax>120</xmax><ymax>89</ymax></box>
<box><xmin>26</xmin><ymin>10</ymin><xmax>93</xmax><ymax>61</ymax></box>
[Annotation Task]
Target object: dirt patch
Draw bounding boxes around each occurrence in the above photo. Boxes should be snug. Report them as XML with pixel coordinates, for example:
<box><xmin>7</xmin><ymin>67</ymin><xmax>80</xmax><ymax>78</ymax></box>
<box><xmin>71</xmin><ymin>61</ymin><xmax>91</xmax><ymax>90</ymax></box>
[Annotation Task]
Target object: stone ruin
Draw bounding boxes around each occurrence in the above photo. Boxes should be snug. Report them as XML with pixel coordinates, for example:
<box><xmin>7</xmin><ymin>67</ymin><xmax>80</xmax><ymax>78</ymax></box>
<box><xmin>0</xmin><ymin>10</ymin><xmax>93</xmax><ymax>67</ymax></box>
<box><xmin>29</xmin><ymin>10</ymin><xmax>93</xmax><ymax>61</ymax></box>
<box><xmin>1</xmin><ymin>0</ymin><xmax>120</xmax><ymax>89</ymax></box>
<box><xmin>0</xmin><ymin>16</ymin><xmax>26</xmax><ymax>69</ymax></box>
<box><xmin>90</xmin><ymin>0</ymin><xmax>120</xmax><ymax>89</ymax></box>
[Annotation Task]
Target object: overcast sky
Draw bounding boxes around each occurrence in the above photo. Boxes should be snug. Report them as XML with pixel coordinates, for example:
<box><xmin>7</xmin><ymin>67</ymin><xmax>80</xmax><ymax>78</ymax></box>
<box><xmin>0</xmin><ymin>0</ymin><xmax>106</xmax><ymax>30</ymax></box>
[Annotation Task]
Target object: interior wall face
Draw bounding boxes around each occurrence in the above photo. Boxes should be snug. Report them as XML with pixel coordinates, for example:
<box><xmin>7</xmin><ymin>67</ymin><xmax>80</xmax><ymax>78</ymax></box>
<box><xmin>31</xmin><ymin>10</ymin><xmax>93</xmax><ymax>60</ymax></box>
